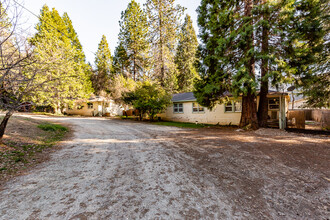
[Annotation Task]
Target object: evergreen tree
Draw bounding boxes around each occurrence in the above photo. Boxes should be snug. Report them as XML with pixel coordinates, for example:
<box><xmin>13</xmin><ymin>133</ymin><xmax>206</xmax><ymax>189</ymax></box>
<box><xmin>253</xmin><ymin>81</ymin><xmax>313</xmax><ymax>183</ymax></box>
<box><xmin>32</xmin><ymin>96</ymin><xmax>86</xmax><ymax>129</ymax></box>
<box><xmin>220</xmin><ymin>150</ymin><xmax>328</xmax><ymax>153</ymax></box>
<box><xmin>62</xmin><ymin>12</ymin><xmax>93</xmax><ymax>97</ymax></box>
<box><xmin>195</xmin><ymin>0</ymin><xmax>326</xmax><ymax>129</ymax></box>
<box><xmin>119</xmin><ymin>0</ymin><xmax>149</xmax><ymax>81</ymax></box>
<box><xmin>112</xmin><ymin>42</ymin><xmax>129</xmax><ymax>77</ymax></box>
<box><xmin>302</xmin><ymin>72</ymin><xmax>330</xmax><ymax>108</ymax></box>
<box><xmin>175</xmin><ymin>14</ymin><xmax>198</xmax><ymax>93</ymax></box>
<box><xmin>298</xmin><ymin>0</ymin><xmax>329</xmax><ymax>108</ymax></box>
<box><xmin>145</xmin><ymin>0</ymin><xmax>185</xmax><ymax>90</ymax></box>
<box><xmin>256</xmin><ymin>0</ymin><xmax>326</xmax><ymax>126</ymax></box>
<box><xmin>62</xmin><ymin>12</ymin><xmax>85</xmax><ymax>62</ymax></box>
<box><xmin>194</xmin><ymin>0</ymin><xmax>258</xmax><ymax>129</ymax></box>
<box><xmin>30</xmin><ymin>5</ymin><xmax>92</xmax><ymax>114</ymax></box>
<box><xmin>93</xmin><ymin>35</ymin><xmax>113</xmax><ymax>95</ymax></box>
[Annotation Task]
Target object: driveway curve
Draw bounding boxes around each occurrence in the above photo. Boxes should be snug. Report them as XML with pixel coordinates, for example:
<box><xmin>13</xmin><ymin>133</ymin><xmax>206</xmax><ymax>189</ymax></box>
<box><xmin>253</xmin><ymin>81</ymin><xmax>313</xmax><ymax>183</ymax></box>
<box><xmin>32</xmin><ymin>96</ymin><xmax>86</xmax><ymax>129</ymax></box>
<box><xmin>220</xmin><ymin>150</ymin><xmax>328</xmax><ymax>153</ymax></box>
<box><xmin>0</xmin><ymin>115</ymin><xmax>329</xmax><ymax>219</ymax></box>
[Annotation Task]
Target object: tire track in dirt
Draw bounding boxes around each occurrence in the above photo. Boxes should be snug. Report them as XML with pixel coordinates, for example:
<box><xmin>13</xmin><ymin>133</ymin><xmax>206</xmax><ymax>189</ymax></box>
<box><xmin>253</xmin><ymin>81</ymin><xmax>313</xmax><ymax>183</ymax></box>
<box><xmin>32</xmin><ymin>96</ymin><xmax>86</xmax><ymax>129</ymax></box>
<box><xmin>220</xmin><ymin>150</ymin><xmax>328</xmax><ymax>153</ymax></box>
<box><xmin>0</xmin><ymin>117</ymin><xmax>234</xmax><ymax>219</ymax></box>
<box><xmin>0</xmin><ymin>116</ymin><xmax>329</xmax><ymax>219</ymax></box>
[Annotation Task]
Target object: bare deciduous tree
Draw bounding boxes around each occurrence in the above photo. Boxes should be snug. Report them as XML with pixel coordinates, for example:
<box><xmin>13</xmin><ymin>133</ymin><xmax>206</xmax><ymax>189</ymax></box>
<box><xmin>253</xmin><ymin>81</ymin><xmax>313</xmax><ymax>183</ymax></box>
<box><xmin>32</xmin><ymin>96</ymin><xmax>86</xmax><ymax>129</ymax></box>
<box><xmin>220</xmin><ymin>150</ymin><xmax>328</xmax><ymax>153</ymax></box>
<box><xmin>0</xmin><ymin>0</ymin><xmax>54</xmax><ymax>142</ymax></box>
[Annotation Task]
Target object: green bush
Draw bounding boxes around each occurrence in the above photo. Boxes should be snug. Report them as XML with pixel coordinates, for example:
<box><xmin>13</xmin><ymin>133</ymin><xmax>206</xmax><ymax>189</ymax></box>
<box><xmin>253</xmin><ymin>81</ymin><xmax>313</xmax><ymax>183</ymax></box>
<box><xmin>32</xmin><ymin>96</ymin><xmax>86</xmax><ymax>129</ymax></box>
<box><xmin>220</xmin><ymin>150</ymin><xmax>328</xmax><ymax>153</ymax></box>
<box><xmin>123</xmin><ymin>81</ymin><xmax>171</xmax><ymax>121</ymax></box>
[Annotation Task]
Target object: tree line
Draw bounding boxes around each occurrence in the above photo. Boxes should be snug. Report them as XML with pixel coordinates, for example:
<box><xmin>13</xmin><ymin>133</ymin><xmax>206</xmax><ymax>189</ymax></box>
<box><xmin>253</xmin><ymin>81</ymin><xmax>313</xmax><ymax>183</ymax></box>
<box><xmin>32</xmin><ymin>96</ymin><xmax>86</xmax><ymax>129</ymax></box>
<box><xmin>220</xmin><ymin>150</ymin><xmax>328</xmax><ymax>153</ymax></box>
<box><xmin>92</xmin><ymin>0</ymin><xmax>199</xmax><ymax>97</ymax></box>
<box><xmin>91</xmin><ymin>0</ymin><xmax>199</xmax><ymax>120</ymax></box>
<box><xmin>0</xmin><ymin>0</ymin><xmax>328</xmax><ymax>142</ymax></box>
<box><xmin>93</xmin><ymin>0</ymin><xmax>328</xmax><ymax>127</ymax></box>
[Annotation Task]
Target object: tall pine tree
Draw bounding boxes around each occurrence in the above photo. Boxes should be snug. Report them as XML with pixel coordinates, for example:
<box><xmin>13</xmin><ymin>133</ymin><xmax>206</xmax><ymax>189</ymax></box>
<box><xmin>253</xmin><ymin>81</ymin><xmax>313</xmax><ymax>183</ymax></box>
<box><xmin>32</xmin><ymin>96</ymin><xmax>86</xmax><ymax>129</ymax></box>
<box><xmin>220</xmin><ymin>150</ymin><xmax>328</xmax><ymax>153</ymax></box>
<box><xmin>62</xmin><ymin>12</ymin><xmax>93</xmax><ymax>97</ymax></box>
<box><xmin>175</xmin><ymin>14</ymin><xmax>198</xmax><ymax>93</ymax></box>
<box><xmin>145</xmin><ymin>0</ymin><xmax>184</xmax><ymax>90</ymax></box>
<box><xmin>112</xmin><ymin>42</ymin><xmax>129</xmax><ymax>78</ymax></box>
<box><xmin>119</xmin><ymin>0</ymin><xmax>150</xmax><ymax>81</ymax></box>
<box><xmin>255</xmin><ymin>0</ymin><xmax>326</xmax><ymax>126</ymax></box>
<box><xmin>93</xmin><ymin>35</ymin><xmax>113</xmax><ymax>95</ymax></box>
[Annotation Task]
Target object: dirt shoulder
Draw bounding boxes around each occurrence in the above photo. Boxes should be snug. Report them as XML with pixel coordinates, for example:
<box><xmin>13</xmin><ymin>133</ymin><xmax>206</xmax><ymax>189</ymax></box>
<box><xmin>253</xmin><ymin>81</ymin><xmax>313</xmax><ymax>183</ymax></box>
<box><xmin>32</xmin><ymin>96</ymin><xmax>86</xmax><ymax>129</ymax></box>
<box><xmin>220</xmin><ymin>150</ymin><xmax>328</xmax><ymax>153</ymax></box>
<box><xmin>158</xmin><ymin>127</ymin><xmax>330</xmax><ymax>218</ymax></box>
<box><xmin>0</xmin><ymin>115</ymin><xmax>71</xmax><ymax>186</ymax></box>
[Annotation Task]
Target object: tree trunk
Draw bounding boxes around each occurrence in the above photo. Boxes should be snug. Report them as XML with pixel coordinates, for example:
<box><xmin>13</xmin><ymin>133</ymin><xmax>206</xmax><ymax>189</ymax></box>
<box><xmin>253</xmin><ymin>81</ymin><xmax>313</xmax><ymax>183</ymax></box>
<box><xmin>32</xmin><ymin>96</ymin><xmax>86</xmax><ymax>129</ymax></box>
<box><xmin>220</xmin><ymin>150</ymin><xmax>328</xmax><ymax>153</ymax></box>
<box><xmin>240</xmin><ymin>90</ymin><xmax>259</xmax><ymax>130</ymax></box>
<box><xmin>158</xmin><ymin>2</ymin><xmax>165</xmax><ymax>87</ymax></box>
<box><xmin>133</xmin><ymin>54</ymin><xmax>136</xmax><ymax>81</ymax></box>
<box><xmin>0</xmin><ymin>110</ymin><xmax>14</xmax><ymax>143</ymax></box>
<box><xmin>240</xmin><ymin>0</ymin><xmax>259</xmax><ymax>129</ymax></box>
<box><xmin>257</xmin><ymin>0</ymin><xmax>270</xmax><ymax>127</ymax></box>
<box><xmin>55</xmin><ymin>102</ymin><xmax>62</xmax><ymax>115</ymax></box>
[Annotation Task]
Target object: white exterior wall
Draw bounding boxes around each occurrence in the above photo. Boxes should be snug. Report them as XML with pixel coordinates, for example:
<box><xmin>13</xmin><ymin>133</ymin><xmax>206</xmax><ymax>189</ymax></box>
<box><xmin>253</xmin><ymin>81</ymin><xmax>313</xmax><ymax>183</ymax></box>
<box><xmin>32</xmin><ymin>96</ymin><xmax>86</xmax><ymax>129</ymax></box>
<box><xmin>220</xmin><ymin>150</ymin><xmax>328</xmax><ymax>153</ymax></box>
<box><xmin>159</xmin><ymin>102</ymin><xmax>241</xmax><ymax>125</ymax></box>
<box><xmin>159</xmin><ymin>95</ymin><xmax>290</xmax><ymax>125</ymax></box>
<box><xmin>107</xmin><ymin>100</ymin><xmax>124</xmax><ymax>116</ymax></box>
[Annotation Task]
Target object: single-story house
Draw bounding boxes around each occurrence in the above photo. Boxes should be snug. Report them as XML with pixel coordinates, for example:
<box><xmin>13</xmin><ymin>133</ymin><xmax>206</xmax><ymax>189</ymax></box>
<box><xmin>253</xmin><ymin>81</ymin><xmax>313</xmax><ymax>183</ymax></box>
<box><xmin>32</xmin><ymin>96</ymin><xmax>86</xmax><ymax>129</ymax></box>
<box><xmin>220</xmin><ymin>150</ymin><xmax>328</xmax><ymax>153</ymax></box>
<box><xmin>158</xmin><ymin>91</ymin><xmax>290</xmax><ymax>129</ymax></box>
<box><xmin>65</xmin><ymin>96</ymin><xmax>124</xmax><ymax>117</ymax></box>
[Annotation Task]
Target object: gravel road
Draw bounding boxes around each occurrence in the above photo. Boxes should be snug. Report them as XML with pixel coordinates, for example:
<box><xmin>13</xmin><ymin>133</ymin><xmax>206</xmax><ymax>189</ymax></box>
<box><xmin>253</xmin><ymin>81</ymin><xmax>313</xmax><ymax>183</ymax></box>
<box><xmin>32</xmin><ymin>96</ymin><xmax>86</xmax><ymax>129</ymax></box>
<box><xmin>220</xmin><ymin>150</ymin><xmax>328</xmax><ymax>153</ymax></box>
<box><xmin>0</xmin><ymin>116</ymin><xmax>329</xmax><ymax>219</ymax></box>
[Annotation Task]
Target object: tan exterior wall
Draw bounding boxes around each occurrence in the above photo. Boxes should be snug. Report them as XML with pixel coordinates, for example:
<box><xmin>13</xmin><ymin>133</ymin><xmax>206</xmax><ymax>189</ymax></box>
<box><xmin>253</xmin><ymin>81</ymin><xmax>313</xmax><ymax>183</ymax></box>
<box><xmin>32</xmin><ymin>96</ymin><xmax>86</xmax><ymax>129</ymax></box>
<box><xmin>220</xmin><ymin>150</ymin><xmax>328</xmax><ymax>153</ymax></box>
<box><xmin>66</xmin><ymin>100</ymin><xmax>124</xmax><ymax>117</ymax></box>
<box><xmin>66</xmin><ymin>101</ymin><xmax>104</xmax><ymax>116</ymax></box>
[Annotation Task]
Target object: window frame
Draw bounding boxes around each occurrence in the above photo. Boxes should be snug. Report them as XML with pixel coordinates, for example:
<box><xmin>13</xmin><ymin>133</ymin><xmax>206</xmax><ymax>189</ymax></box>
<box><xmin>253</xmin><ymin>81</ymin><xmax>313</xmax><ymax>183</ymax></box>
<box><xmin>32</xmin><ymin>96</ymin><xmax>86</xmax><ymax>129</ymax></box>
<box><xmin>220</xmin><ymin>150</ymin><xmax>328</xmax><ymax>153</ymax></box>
<box><xmin>233</xmin><ymin>100</ymin><xmax>242</xmax><ymax>112</ymax></box>
<box><xmin>76</xmin><ymin>105</ymin><xmax>84</xmax><ymax>110</ymax></box>
<box><xmin>173</xmin><ymin>103</ymin><xmax>184</xmax><ymax>113</ymax></box>
<box><xmin>192</xmin><ymin>102</ymin><xmax>205</xmax><ymax>113</ymax></box>
<box><xmin>225</xmin><ymin>101</ymin><xmax>234</xmax><ymax>112</ymax></box>
<box><xmin>268</xmin><ymin>97</ymin><xmax>280</xmax><ymax>111</ymax></box>
<box><xmin>87</xmin><ymin>102</ymin><xmax>93</xmax><ymax>109</ymax></box>
<box><xmin>224</xmin><ymin>99</ymin><xmax>242</xmax><ymax>113</ymax></box>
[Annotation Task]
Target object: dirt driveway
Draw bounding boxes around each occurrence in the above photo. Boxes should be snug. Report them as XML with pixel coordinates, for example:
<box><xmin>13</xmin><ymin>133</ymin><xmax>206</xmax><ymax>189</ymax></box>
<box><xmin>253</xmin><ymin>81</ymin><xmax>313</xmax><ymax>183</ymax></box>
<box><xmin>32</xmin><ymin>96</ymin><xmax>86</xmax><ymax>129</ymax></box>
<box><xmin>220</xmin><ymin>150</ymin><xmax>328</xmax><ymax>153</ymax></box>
<box><xmin>0</xmin><ymin>115</ymin><xmax>329</xmax><ymax>219</ymax></box>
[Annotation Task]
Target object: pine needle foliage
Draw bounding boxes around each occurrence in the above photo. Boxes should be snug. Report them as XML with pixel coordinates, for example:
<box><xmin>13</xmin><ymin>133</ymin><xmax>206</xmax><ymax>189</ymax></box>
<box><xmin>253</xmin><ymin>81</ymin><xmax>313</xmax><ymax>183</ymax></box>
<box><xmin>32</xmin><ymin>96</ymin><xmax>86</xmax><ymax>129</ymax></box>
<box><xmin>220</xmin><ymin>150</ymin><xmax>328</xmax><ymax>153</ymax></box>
<box><xmin>119</xmin><ymin>0</ymin><xmax>150</xmax><ymax>81</ymax></box>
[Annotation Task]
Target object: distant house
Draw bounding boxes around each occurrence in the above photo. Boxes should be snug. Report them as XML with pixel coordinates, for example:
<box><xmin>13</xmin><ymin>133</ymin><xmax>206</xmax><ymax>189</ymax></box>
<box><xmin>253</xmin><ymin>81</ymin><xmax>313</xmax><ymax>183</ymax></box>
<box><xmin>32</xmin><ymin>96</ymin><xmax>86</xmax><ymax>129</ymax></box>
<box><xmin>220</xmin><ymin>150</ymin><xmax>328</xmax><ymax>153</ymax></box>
<box><xmin>65</xmin><ymin>96</ymin><xmax>124</xmax><ymax>117</ymax></box>
<box><xmin>158</xmin><ymin>91</ymin><xmax>290</xmax><ymax>128</ymax></box>
<box><xmin>17</xmin><ymin>102</ymin><xmax>34</xmax><ymax>112</ymax></box>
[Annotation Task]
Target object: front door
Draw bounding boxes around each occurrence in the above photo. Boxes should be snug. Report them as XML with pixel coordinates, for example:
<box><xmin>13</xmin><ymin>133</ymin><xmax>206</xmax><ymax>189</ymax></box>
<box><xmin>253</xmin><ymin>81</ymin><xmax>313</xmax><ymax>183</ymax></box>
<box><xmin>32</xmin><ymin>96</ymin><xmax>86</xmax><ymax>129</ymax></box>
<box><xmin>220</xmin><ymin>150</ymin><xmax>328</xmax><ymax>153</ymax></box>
<box><xmin>98</xmin><ymin>105</ymin><xmax>102</xmax><ymax>115</ymax></box>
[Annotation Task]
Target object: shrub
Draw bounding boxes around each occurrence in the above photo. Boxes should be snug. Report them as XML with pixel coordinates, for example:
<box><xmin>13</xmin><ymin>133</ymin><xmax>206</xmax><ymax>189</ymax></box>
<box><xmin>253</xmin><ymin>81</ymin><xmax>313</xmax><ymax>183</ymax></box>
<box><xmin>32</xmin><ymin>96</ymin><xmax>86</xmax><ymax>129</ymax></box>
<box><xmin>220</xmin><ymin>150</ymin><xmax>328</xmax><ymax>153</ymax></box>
<box><xmin>123</xmin><ymin>81</ymin><xmax>171</xmax><ymax>121</ymax></box>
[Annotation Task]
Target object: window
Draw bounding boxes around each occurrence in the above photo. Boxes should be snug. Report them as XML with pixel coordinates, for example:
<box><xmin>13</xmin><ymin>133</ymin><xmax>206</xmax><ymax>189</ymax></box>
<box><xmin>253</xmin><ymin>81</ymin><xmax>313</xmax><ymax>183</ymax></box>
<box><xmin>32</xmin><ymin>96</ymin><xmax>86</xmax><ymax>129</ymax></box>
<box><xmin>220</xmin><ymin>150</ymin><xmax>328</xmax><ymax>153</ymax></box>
<box><xmin>76</xmin><ymin>105</ymin><xmax>84</xmax><ymax>110</ymax></box>
<box><xmin>268</xmin><ymin>98</ymin><xmax>279</xmax><ymax>110</ymax></box>
<box><xmin>234</xmin><ymin>100</ymin><xmax>242</xmax><ymax>112</ymax></box>
<box><xmin>225</xmin><ymin>100</ymin><xmax>242</xmax><ymax>112</ymax></box>
<box><xmin>192</xmin><ymin>103</ymin><xmax>204</xmax><ymax>113</ymax></box>
<box><xmin>173</xmin><ymin>103</ymin><xmax>183</xmax><ymax>113</ymax></box>
<box><xmin>225</xmin><ymin>101</ymin><xmax>233</xmax><ymax>112</ymax></box>
<box><xmin>87</xmin><ymin>103</ymin><xmax>93</xmax><ymax>109</ymax></box>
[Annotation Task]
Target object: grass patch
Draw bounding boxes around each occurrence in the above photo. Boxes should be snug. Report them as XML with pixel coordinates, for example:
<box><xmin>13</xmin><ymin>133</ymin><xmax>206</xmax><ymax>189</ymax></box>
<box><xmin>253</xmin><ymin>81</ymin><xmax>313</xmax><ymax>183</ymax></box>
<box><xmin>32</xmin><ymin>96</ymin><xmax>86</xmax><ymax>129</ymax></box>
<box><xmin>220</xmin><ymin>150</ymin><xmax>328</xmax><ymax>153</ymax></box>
<box><xmin>38</xmin><ymin>123</ymin><xmax>68</xmax><ymax>132</ymax></box>
<box><xmin>32</xmin><ymin>112</ymin><xmax>55</xmax><ymax>116</ymax></box>
<box><xmin>1</xmin><ymin>118</ymin><xmax>69</xmax><ymax>181</ymax></box>
<box><xmin>120</xmin><ymin>116</ymin><xmax>138</xmax><ymax>120</ymax></box>
<box><xmin>152</xmin><ymin>121</ymin><xmax>210</xmax><ymax>128</ymax></box>
<box><xmin>37</xmin><ymin>123</ymin><xmax>68</xmax><ymax>144</ymax></box>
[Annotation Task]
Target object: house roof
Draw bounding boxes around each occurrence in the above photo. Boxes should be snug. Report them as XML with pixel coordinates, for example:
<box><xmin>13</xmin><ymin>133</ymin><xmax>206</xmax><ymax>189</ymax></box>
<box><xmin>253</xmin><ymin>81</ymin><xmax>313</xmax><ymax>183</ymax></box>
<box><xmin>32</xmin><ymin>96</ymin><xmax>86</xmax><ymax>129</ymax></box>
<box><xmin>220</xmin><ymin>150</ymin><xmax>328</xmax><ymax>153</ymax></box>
<box><xmin>88</xmin><ymin>96</ymin><xmax>111</xmax><ymax>102</ymax></box>
<box><xmin>172</xmin><ymin>92</ymin><xmax>196</xmax><ymax>102</ymax></box>
<box><xmin>172</xmin><ymin>90</ymin><xmax>289</xmax><ymax>102</ymax></box>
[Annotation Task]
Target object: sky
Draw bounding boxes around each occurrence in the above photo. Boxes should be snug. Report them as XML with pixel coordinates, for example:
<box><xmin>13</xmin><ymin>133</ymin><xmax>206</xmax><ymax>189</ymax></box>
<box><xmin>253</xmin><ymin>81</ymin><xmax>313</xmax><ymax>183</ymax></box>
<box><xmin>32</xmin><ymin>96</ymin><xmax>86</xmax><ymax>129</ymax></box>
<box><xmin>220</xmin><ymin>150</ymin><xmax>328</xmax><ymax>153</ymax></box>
<box><xmin>19</xmin><ymin>0</ymin><xmax>201</xmax><ymax>64</ymax></box>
